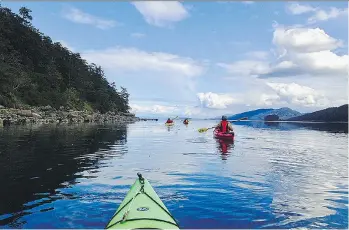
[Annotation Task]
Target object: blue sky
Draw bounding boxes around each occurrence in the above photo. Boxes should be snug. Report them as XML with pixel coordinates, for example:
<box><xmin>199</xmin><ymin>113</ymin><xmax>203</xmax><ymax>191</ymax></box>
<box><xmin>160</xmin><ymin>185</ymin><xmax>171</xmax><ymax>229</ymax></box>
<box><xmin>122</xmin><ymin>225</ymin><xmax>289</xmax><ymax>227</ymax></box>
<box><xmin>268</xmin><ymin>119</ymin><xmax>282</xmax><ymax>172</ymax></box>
<box><xmin>3</xmin><ymin>1</ymin><xmax>348</xmax><ymax>118</ymax></box>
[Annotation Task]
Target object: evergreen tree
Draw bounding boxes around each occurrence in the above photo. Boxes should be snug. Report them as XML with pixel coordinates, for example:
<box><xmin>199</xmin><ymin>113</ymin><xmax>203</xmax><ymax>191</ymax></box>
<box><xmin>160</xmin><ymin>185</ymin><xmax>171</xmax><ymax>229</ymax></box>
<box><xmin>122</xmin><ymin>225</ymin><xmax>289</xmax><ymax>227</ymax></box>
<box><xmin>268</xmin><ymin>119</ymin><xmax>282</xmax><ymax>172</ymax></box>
<box><xmin>0</xmin><ymin>6</ymin><xmax>130</xmax><ymax>113</ymax></box>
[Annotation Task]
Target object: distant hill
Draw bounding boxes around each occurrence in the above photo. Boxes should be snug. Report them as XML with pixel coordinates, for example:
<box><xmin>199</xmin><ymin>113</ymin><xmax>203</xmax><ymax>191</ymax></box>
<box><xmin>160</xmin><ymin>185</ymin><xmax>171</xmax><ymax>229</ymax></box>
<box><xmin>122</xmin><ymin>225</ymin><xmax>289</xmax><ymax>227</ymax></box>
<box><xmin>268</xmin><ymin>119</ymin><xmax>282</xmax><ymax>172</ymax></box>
<box><xmin>250</xmin><ymin>107</ymin><xmax>302</xmax><ymax>120</ymax></box>
<box><xmin>287</xmin><ymin>104</ymin><xmax>348</xmax><ymax>122</ymax></box>
<box><xmin>264</xmin><ymin>114</ymin><xmax>279</xmax><ymax>121</ymax></box>
<box><xmin>221</xmin><ymin>107</ymin><xmax>301</xmax><ymax>121</ymax></box>
<box><xmin>226</xmin><ymin>108</ymin><xmax>273</xmax><ymax>120</ymax></box>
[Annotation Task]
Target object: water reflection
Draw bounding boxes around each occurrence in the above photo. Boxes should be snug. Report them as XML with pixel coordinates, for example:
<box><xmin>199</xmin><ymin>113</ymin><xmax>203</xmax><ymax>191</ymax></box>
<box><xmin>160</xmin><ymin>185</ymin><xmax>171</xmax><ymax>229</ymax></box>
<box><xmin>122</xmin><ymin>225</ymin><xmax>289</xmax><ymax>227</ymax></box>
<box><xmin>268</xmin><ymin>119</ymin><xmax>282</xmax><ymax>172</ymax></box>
<box><xmin>264</xmin><ymin>121</ymin><xmax>280</xmax><ymax>127</ymax></box>
<box><xmin>235</xmin><ymin>121</ymin><xmax>348</xmax><ymax>133</ymax></box>
<box><xmin>0</xmin><ymin>120</ymin><xmax>347</xmax><ymax>229</ymax></box>
<box><xmin>265</xmin><ymin>138</ymin><xmax>348</xmax><ymax>228</ymax></box>
<box><xmin>216</xmin><ymin>139</ymin><xmax>234</xmax><ymax>157</ymax></box>
<box><xmin>0</xmin><ymin>124</ymin><xmax>128</xmax><ymax>227</ymax></box>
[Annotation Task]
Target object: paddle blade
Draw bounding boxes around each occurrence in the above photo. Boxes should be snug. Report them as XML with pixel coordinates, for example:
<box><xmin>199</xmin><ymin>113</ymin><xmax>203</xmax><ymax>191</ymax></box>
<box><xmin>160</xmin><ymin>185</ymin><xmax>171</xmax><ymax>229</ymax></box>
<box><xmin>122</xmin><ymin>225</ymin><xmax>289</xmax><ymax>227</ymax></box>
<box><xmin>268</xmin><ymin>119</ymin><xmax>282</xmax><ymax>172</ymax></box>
<box><xmin>198</xmin><ymin>128</ymin><xmax>209</xmax><ymax>133</ymax></box>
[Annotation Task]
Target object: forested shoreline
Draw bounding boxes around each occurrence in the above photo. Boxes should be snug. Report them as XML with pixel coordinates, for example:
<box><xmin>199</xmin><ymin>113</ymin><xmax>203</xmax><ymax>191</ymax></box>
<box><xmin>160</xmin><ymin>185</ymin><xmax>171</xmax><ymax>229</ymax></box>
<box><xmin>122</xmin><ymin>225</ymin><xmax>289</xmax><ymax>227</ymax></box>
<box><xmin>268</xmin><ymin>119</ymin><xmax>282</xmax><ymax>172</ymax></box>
<box><xmin>287</xmin><ymin>104</ymin><xmax>348</xmax><ymax>122</ymax></box>
<box><xmin>0</xmin><ymin>6</ymin><xmax>138</xmax><ymax>125</ymax></box>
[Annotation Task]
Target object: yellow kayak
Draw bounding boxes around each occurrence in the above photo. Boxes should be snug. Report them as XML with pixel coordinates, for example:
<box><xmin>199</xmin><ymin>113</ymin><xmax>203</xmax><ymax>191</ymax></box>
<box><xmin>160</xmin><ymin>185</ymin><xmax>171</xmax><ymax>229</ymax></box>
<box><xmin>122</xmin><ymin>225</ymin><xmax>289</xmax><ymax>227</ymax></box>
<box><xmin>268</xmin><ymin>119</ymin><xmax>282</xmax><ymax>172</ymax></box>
<box><xmin>165</xmin><ymin>123</ymin><xmax>174</xmax><ymax>126</ymax></box>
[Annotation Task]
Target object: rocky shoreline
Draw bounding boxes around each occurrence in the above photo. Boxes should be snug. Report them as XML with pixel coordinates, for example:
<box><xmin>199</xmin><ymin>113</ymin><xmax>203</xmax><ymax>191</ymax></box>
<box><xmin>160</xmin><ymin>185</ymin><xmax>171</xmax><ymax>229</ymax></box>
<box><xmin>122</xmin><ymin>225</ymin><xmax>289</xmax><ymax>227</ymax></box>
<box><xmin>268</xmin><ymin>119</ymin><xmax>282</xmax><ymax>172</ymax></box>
<box><xmin>0</xmin><ymin>105</ymin><xmax>140</xmax><ymax>126</ymax></box>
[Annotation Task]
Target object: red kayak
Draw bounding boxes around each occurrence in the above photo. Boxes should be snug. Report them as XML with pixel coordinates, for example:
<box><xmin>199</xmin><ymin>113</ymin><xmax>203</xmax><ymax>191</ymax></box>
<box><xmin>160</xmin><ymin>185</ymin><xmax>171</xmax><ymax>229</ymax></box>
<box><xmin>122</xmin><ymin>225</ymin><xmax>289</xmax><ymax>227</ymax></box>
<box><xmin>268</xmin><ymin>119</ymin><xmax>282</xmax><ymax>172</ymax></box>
<box><xmin>213</xmin><ymin>129</ymin><xmax>235</xmax><ymax>141</ymax></box>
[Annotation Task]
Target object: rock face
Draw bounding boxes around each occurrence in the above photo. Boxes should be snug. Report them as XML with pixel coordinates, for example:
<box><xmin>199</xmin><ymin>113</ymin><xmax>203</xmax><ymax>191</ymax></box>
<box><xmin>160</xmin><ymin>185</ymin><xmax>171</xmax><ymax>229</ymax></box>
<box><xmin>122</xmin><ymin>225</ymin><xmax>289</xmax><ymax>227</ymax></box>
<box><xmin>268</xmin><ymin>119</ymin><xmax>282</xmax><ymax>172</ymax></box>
<box><xmin>0</xmin><ymin>106</ymin><xmax>140</xmax><ymax>126</ymax></box>
<box><xmin>264</xmin><ymin>114</ymin><xmax>280</xmax><ymax>121</ymax></box>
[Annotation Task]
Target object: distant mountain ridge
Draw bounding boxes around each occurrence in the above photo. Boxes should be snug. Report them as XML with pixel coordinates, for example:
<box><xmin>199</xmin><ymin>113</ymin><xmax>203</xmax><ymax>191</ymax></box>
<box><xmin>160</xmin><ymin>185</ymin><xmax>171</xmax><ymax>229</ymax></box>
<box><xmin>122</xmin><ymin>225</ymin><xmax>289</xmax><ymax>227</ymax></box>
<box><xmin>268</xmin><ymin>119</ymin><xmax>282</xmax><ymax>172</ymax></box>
<box><xmin>223</xmin><ymin>107</ymin><xmax>301</xmax><ymax>121</ymax></box>
<box><xmin>216</xmin><ymin>104</ymin><xmax>348</xmax><ymax>122</ymax></box>
<box><xmin>250</xmin><ymin>107</ymin><xmax>302</xmax><ymax>120</ymax></box>
<box><xmin>287</xmin><ymin>104</ymin><xmax>348</xmax><ymax>122</ymax></box>
<box><xmin>224</xmin><ymin>108</ymin><xmax>274</xmax><ymax>120</ymax></box>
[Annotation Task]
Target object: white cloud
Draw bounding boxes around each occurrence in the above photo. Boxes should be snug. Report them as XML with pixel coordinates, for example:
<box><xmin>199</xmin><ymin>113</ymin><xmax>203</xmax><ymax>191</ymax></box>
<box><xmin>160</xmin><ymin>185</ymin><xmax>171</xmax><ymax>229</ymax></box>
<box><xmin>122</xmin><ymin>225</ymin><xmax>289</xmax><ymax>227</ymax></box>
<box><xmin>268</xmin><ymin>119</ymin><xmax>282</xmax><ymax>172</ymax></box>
<box><xmin>130</xmin><ymin>104</ymin><xmax>178</xmax><ymax>114</ymax></box>
<box><xmin>193</xmin><ymin>82</ymin><xmax>332</xmax><ymax>112</ymax></box>
<box><xmin>289</xmin><ymin>51</ymin><xmax>348</xmax><ymax>76</ymax></box>
<box><xmin>257</xmin><ymin>93</ymin><xmax>281</xmax><ymax>106</ymax></box>
<box><xmin>220</xmin><ymin>26</ymin><xmax>348</xmax><ymax>79</ymax></box>
<box><xmin>287</xmin><ymin>2</ymin><xmax>316</xmax><ymax>15</ymax></box>
<box><xmin>131</xmin><ymin>78</ymin><xmax>342</xmax><ymax>116</ymax></box>
<box><xmin>197</xmin><ymin>92</ymin><xmax>237</xmax><ymax>109</ymax></box>
<box><xmin>132</xmin><ymin>1</ymin><xmax>189</xmax><ymax>27</ymax></box>
<box><xmin>273</xmin><ymin>27</ymin><xmax>343</xmax><ymax>53</ymax></box>
<box><xmin>82</xmin><ymin>47</ymin><xmax>204</xmax><ymax>77</ymax></box>
<box><xmin>308</xmin><ymin>7</ymin><xmax>348</xmax><ymax>24</ymax></box>
<box><xmin>217</xmin><ymin>61</ymin><xmax>269</xmax><ymax>76</ymax></box>
<box><xmin>62</xmin><ymin>6</ymin><xmax>117</xmax><ymax>29</ymax></box>
<box><xmin>82</xmin><ymin>47</ymin><xmax>205</xmax><ymax>106</ymax></box>
<box><xmin>263</xmin><ymin>26</ymin><xmax>348</xmax><ymax>78</ymax></box>
<box><xmin>266</xmin><ymin>82</ymin><xmax>330</xmax><ymax>107</ymax></box>
<box><xmin>130</xmin><ymin>33</ymin><xmax>146</xmax><ymax>38</ymax></box>
<box><xmin>286</xmin><ymin>2</ymin><xmax>348</xmax><ymax>24</ymax></box>
<box><xmin>130</xmin><ymin>97</ymin><xmax>222</xmax><ymax>118</ymax></box>
<box><xmin>129</xmin><ymin>101</ymin><xmax>206</xmax><ymax>118</ymax></box>
<box><xmin>221</xmin><ymin>82</ymin><xmax>331</xmax><ymax>108</ymax></box>
<box><xmin>216</xmin><ymin>24</ymin><xmax>347</xmax><ymax>110</ymax></box>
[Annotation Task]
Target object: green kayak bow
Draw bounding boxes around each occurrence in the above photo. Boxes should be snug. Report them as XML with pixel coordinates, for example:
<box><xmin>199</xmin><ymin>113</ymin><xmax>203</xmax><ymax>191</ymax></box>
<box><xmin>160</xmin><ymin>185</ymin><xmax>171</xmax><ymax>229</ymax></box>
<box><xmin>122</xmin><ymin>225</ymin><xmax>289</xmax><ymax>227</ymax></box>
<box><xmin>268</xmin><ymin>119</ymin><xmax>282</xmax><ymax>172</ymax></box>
<box><xmin>105</xmin><ymin>173</ymin><xmax>180</xmax><ymax>229</ymax></box>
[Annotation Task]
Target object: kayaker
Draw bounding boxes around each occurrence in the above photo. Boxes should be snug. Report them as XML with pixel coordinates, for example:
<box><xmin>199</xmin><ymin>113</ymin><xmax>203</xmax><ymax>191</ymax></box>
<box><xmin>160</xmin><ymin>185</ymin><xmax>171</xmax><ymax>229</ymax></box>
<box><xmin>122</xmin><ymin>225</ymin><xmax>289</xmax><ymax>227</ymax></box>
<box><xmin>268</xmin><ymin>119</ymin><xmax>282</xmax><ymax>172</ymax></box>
<box><xmin>183</xmin><ymin>118</ymin><xmax>189</xmax><ymax>124</ymax></box>
<box><xmin>166</xmin><ymin>118</ymin><xmax>173</xmax><ymax>124</ymax></box>
<box><xmin>215</xmin><ymin>115</ymin><xmax>234</xmax><ymax>134</ymax></box>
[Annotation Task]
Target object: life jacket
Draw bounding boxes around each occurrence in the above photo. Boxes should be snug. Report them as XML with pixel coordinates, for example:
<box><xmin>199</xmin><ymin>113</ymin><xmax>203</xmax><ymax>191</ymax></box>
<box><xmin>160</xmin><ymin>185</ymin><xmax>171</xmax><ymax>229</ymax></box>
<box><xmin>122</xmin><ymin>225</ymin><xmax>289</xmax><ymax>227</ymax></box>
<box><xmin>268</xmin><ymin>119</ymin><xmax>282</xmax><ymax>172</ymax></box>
<box><xmin>220</xmin><ymin>120</ymin><xmax>229</xmax><ymax>133</ymax></box>
<box><xmin>167</xmin><ymin>120</ymin><xmax>173</xmax><ymax>123</ymax></box>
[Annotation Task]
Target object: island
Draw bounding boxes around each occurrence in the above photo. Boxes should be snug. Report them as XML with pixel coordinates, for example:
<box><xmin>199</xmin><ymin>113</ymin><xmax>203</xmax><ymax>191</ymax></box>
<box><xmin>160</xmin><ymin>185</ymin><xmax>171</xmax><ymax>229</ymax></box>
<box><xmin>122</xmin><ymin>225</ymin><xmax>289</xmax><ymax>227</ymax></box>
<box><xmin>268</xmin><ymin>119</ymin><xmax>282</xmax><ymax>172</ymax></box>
<box><xmin>0</xmin><ymin>6</ymin><xmax>139</xmax><ymax>126</ymax></box>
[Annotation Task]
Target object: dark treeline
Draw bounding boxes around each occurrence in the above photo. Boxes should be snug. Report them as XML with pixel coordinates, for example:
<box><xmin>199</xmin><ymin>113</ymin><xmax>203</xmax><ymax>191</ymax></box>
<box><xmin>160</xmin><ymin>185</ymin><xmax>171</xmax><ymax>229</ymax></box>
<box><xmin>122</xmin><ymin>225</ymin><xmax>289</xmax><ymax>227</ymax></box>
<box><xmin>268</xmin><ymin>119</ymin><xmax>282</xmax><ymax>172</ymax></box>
<box><xmin>0</xmin><ymin>6</ymin><xmax>129</xmax><ymax>113</ymax></box>
<box><xmin>287</xmin><ymin>104</ymin><xmax>348</xmax><ymax>122</ymax></box>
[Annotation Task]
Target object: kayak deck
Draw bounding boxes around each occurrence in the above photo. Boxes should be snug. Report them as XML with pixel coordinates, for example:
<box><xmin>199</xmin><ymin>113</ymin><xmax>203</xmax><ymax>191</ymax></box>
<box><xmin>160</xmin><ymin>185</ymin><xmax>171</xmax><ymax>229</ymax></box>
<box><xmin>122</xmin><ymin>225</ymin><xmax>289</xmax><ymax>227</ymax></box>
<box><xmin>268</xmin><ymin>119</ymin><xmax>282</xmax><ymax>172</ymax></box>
<box><xmin>106</xmin><ymin>173</ymin><xmax>179</xmax><ymax>229</ymax></box>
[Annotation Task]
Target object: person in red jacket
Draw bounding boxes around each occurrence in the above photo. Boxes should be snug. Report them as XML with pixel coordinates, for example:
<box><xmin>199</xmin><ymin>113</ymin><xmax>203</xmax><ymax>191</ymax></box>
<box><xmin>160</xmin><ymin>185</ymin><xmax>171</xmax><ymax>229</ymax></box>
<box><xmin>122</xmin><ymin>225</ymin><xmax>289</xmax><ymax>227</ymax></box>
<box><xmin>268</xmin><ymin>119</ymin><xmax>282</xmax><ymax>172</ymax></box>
<box><xmin>215</xmin><ymin>115</ymin><xmax>234</xmax><ymax>133</ymax></box>
<box><xmin>166</xmin><ymin>118</ymin><xmax>173</xmax><ymax>124</ymax></box>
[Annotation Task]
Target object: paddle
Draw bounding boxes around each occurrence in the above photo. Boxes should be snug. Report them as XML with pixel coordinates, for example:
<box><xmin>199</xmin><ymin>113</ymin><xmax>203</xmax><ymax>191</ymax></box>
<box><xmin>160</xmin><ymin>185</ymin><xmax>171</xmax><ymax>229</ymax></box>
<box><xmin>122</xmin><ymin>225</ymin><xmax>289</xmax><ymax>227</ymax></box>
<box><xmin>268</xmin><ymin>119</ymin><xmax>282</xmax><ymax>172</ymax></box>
<box><xmin>198</xmin><ymin>117</ymin><xmax>246</xmax><ymax>133</ymax></box>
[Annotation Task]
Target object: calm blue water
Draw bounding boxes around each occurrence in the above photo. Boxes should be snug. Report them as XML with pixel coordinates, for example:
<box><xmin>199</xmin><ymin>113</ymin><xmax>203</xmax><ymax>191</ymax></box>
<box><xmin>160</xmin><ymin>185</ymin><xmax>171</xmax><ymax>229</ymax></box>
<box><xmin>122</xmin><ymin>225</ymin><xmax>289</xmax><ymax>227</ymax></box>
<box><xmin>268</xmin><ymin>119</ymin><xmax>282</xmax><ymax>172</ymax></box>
<box><xmin>0</xmin><ymin>121</ymin><xmax>348</xmax><ymax>229</ymax></box>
